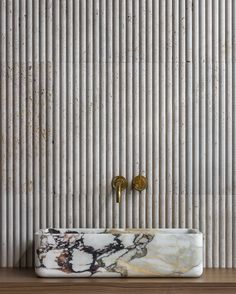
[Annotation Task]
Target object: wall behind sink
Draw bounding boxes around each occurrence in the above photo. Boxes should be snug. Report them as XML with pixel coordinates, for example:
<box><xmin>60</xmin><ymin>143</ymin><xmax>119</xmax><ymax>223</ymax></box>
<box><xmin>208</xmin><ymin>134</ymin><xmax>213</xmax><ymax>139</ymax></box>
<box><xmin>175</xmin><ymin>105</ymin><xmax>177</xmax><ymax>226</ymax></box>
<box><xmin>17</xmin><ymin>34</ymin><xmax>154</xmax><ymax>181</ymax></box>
<box><xmin>0</xmin><ymin>0</ymin><xmax>235</xmax><ymax>268</ymax></box>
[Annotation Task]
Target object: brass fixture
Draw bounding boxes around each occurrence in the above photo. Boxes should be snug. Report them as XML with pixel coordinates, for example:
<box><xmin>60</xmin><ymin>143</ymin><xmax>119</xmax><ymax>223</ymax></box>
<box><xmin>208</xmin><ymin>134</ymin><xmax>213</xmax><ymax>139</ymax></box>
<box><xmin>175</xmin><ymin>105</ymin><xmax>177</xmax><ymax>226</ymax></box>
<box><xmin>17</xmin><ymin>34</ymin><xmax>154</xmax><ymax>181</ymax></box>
<box><xmin>112</xmin><ymin>176</ymin><xmax>128</xmax><ymax>203</ymax></box>
<box><xmin>132</xmin><ymin>175</ymin><xmax>148</xmax><ymax>192</ymax></box>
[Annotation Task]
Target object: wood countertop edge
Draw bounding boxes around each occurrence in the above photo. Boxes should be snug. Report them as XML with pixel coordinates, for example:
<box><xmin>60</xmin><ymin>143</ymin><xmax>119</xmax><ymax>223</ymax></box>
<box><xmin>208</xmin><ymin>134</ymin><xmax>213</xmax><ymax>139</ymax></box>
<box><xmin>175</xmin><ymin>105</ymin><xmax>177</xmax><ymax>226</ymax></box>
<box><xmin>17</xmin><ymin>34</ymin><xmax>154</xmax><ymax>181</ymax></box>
<box><xmin>0</xmin><ymin>282</ymin><xmax>236</xmax><ymax>287</ymax></box>
<box><xmin>0</xmin><ymin>268</ymin><xmax>235</xmax><ymax>286</ymax></box>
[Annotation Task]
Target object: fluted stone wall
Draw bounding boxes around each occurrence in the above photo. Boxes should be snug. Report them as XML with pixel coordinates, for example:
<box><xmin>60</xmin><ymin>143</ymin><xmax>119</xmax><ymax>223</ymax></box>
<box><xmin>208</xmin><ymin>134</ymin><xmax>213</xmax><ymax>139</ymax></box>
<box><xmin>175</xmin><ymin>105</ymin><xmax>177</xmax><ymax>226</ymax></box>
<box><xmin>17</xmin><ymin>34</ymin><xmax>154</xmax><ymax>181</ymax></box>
<box><xmin>0</xmin><ymin>0</ymin><xmax>235</xmax><ymax>268</ymax></box>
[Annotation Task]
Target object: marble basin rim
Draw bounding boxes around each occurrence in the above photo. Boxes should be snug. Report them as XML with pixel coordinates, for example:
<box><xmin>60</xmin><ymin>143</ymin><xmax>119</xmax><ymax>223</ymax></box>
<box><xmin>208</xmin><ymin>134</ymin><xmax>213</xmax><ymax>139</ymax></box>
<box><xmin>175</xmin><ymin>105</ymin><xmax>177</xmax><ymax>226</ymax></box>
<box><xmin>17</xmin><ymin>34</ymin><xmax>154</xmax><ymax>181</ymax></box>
<box><xmin>35</xmin><ymin>228</ymin><xmax>203</xmax><ymax>278</ymax></box>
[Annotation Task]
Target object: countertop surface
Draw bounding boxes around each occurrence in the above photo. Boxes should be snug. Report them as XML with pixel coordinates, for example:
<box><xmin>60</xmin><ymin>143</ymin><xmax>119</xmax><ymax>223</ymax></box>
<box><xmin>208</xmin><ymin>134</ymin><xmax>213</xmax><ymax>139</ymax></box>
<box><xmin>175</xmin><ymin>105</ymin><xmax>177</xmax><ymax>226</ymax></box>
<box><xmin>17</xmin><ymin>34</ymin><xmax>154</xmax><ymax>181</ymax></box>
<box><xmin>0</xmin><ymin>268</ymin><xmax>235</xmax><ymax>293</ymax></box>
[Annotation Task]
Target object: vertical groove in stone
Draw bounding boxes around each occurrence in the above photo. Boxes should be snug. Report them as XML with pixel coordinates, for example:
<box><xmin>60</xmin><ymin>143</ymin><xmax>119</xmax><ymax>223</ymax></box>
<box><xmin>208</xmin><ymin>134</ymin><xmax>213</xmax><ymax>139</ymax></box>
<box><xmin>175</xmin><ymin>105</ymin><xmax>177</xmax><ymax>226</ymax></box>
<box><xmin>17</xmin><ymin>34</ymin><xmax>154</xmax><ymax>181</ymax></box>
<box><xmin>152</xmin><ymin>0</ymin><xmax>159</xmax><ymax>228</ymax></box>
<box><xmin>146</xmin><ymin>0</ymin><xmax>153</xmax><ymax>229</ymax></box>
<box><xmin>26</xmin><ymin>0</ymin><xmax>33</xmax><ymax>266</ymax></box>
<box><xmin>233</xmin><ymin>0</ymin><xmax>236</xmax><ymax>269</ymax></box>
<box><xmin>206</xmin><ymin>0</ymin><xmax>213</xmax><ymax>268</ymax></box>
<box><xmin>60</xmin><ymin>0</ymin><xmax>67</xmax><ymax>228</ymax></box>
<box><xmin>13</xmin><ymin>0</ymin><xmax>20</xmax><ymax>267</ymax></box>
<box><xmin>225</xmin><ymin>0</ymin><xmax>233</xmax><ymax>268</ymax></box>
<box><xmin>6</xmin><ymin>0</ymin><xmax>14</xmax><ymax>267</ymax></box>
<box><xmin>67</xmin><ymin>0</ymin><xmax>74</xmax><ymax>228</ymax></box>
<box><xmin>53</xmin><ymin>0</ymin><xmax>60</xmax><ymax>228</ymax></box>
<box><xmin>219</xmin><ymin>0</ymin><xmax>226</xmax><ymax>268</ymax></box>
<box><xmin>166</xmin><ymin>0</ymin><xmax>172</xmax><ymax>228</ymax></box>
<box><xmin>212</xmin><ymin>0</ymin><xmax>220</xmax><ymax>268</ymax></box>
<box><xmin>126</xmin><ymin>0</ymin><xmax>133</xmax><ymax>228</ymax></box>
<box><xmin>93</xmin><ymin>0</ymin><xmax>100</xmax><ymax>228</ymax></box>
<box><xmin>0</xmin><ymin>0</ymin><xmax>7</xmax><ymax>267</ymax></box>
<box><xmin>119</xmin><ymin>0</ymin><xmax>126</xmax><ymax>229</ymax></box>
<box><xmin>199</xmin><ymin>0</ymin><xmax>206</xmax><ymax>266</ymax></box>
<box><xmin>67</xmin><ymin>0</ymin><xmax>74</xmax><ymax>227</ymax></box>
<box><xmin>159</xmin><ymin>0</ymin><xmax>166</xmax><ymax>228</ymax></box>
<box><xmin>133</xmin><ymin>0</ymin><xmax>140</xmax><ymax>229</ymax></box>
<box><xmin>39</xmin><ymin>0</ymin><xmax>47</xmax><ymax>230</ymax></box>
<box><xmin>46</xmin><ymin>0</ymin><xmax>53</xmax><ymax>229</ymax></box>
<box><xmin>179</xmin><ymin>0</ymin><xmax>186</xmax><ymax>228</ymax></box>
<box><xmin>33</xmin><ymin>0</ymin><xmax>40</xmax><ymax>242</ymax></box>
<box><xmin>139</xmin><ymin>0</ymin><xmax>146</xmax><ymax>228</ymax></box>
<box><xmin>186</xmin><ymin>0</ymin><xmax>193</xmax><ymax>229</ymax></box>
<box><xmin>73</xmin><ymin>0</ymin><xmax>80</xmax><ymax>228</ymax></box>
<box><xmin>106</xmin><ymin>0</ymin><xmax>113</xmax><ymax>228</ymax></box>
<box><xmin>20</xmin><ymin>0</ymin><xmax>27</xmax><ymax>267</ymax></box>
<box><xmin>79</xmin><ymin>0</ymin><xmax>86</xmax><ymax>228</ymax></box>
<box><xmin>113</xmin><ymin>0</ymin><xmax>120</xmax><ymax>228</ymax></box>
<box><xmin>86</xmin><ymin>0</ymin><xmax>93</xmax><ymax>228</ymax></box>
<box><xmin>192</xmin><ymin>0</ymin><xmax>200</xmax><ymax>233</ymax></box>
<box><xmin>99</xmin><ymin>0</ymin><xmax>106</xmax><ymax>228</ymax></box>
<box><xmin>172</xmin><ymin>0</ymin><xmax>179</xmax><ymax>228</ymax></box>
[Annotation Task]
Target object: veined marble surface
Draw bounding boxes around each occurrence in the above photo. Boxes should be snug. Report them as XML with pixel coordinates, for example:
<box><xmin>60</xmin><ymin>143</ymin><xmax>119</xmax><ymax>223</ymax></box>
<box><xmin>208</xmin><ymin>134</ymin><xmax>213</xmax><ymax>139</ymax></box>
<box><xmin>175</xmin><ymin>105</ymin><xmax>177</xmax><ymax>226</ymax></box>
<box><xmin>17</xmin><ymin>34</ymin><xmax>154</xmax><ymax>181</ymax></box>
<box><xmin>35</xmin><ymin>228</ymin><xmax>203</xmax><ymax>277</ymax></box>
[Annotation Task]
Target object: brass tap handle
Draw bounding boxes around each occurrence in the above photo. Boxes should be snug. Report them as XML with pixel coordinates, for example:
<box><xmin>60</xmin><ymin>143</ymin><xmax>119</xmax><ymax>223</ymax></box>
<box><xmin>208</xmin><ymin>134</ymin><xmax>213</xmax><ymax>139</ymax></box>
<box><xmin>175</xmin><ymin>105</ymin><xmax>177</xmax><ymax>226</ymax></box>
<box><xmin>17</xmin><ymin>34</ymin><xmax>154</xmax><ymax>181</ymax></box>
<box><xmin>112</xmin><ymin>176</ymin><xmax>128</xmax><ymax>203</ymax></box>
<box><xmin>132</xmin><ymin>175</ymin><xmax>148</xmax><ymax>192</ymax></box>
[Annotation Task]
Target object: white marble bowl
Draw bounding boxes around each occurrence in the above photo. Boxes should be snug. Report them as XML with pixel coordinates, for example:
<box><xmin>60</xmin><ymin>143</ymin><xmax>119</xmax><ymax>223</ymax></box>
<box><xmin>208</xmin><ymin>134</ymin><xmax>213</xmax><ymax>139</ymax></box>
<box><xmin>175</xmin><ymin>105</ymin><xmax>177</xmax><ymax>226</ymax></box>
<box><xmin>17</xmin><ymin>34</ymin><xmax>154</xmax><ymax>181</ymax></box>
<box><xmin>35</xmin><ymin>228</ymin><xmax>203</xmax><ymax>277</ymax></box>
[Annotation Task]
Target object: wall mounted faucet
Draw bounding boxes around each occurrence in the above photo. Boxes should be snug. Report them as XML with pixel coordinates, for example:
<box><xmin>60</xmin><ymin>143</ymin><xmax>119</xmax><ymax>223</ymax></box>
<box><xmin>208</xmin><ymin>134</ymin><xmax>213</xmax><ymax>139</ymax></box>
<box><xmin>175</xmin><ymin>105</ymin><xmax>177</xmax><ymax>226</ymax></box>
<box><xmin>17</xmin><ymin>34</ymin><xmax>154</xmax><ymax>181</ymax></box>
<box><xmin>112</xmin><ymin>176</ymin><xmax>128</xmax><ymax>203</ymax></box>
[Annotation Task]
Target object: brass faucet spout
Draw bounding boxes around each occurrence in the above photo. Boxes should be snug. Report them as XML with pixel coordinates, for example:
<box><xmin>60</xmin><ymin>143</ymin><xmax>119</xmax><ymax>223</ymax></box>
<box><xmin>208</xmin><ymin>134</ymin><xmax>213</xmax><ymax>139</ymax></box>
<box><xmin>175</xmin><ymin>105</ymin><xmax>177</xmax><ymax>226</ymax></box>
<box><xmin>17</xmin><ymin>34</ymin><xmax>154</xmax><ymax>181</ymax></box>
<box><xmin>112</xmin><ymin>176</ymin><xmax>128</xmax><ymax>203</ymax></box>
<box><xmin>116</xmin><ymin>184</ymin><xmax>120</xmax><ymax>203</ymax></box>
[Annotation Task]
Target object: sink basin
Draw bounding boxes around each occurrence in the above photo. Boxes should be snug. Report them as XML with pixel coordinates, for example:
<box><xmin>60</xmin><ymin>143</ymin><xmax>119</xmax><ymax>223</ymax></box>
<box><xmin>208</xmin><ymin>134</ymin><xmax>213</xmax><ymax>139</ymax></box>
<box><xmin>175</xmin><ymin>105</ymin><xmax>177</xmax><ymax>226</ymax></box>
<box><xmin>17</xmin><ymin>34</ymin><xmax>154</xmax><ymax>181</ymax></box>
<box><xmin>35</xmin><ymin>228</ymin><xmax>203</xmax><ymax>277</ymax></box>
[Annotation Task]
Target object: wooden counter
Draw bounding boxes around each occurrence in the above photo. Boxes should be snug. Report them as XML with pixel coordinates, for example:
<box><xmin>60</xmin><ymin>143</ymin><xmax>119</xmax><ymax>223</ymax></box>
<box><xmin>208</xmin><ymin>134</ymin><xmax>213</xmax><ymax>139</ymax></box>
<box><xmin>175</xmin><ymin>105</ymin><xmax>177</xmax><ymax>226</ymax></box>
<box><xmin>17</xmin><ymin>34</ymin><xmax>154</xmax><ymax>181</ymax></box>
<box><xmin>0</xmin><ymin>268</ymin><xmax>235</xmax><ymax>293</ymax></box>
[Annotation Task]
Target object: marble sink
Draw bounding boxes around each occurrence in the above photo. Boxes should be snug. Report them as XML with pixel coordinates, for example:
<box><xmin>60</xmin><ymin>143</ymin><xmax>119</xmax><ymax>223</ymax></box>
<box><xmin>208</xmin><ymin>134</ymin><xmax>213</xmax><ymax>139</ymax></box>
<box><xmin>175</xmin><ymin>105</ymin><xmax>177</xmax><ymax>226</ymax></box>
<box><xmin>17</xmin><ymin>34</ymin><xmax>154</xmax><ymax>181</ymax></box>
<box><xmin>35</xmin><ymin>228</ymin><xmax>203</xmax><ymax>278</ymax></box>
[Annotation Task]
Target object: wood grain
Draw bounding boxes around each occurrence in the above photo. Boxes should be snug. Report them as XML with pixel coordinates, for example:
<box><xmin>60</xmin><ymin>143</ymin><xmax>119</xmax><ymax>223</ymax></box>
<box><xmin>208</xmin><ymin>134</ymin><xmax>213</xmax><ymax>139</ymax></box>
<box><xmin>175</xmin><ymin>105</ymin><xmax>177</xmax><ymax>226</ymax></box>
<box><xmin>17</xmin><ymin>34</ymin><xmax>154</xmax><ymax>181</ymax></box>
<box><xmin>0</xmin><ymin>269</ymin><xmax>235</xmax><ymax>293</ymax></box>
